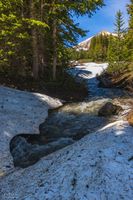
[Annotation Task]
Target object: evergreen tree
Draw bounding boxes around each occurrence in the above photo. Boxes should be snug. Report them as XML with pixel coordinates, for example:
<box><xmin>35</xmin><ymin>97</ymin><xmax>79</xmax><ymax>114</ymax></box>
<box><xmin>126</xmin><ymin>0</ymin><xmax>133</xmax><ymax>62</ymax></box>
<box><xmin>88</xmin><ymin>33</ymin><xmax>109</xmax><ymax>62</ymax></box>
<box><xmin>107</xmin><ymin>10</ymin><xmax>127</xmax><ymax>73</ymax></box>
<box><xmin>0</xmin><ymin>0</ymin><xmax>104</xmax><ymax>80</ymax></box>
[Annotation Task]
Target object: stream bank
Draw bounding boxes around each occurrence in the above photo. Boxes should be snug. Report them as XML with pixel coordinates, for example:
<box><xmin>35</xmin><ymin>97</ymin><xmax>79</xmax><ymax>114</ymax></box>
<box><xmin>97</xmin><ymin>70</ymin><xmax>133</xmax><ymax>93</ymax></box>
<box><xmin>1</xmin><ymin>63</ymin><xmax>133</xmax><ymax>200</ymax></box>
<box><xmin>9</xmin><ymin>63</ymin><xmax>133</xmax><ymax>168</ymax></box>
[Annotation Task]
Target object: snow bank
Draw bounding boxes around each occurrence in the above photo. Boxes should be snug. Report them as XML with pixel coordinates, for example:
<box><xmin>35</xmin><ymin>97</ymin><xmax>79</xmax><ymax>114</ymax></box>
<box><xmin>68</xmin><ymin>62</ymin><xmax>128</xmax><ymax>99</ymax></box>
<box><xmin>0</xmin><ymin>63</ymin><xmax>133</xmax><ymax>200</ymax></box>
<box><xmin>68</xmin><ymin>62</ymin><xmax>108</xmax><ymax>78</ymax></box>
<box><xmin>1</xmin><ymin>119</ymin><xmax>133</xmax><ymax>200</ymax></box>
<box><xmin>0</xmin><ymin>86</ymin><xmax>62</xmax><ymax>176</ymax></box>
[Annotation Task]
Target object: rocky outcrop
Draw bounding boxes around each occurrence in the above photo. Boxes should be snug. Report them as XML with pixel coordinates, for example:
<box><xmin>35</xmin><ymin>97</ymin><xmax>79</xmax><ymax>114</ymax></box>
<box><xmin>98</xmin><ymin>102</ymin><xmax>123</xmax><ymax>117</ymax></box>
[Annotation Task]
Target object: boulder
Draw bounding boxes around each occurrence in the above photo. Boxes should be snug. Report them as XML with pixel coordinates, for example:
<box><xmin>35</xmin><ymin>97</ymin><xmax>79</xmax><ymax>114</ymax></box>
<box><xmin>10</xmin><ymin>136</ymin><xmax>74</xmax><ymax>168</ymax></box>
<box><xmin>98</xmin><ymin>102</ymin><xmax>123</xmax><ymax>117</ymax></box>
<box><xmin>127</xmin><ymin>111</ymin><xmax>133</xmax><ymax>126</ymax></box>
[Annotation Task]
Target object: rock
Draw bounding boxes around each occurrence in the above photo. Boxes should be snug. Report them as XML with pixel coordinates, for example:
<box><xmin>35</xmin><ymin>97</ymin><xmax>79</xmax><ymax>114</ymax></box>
<box><xmin>10</xmin><ymin>136</ymin><xmax>74</xmax><ymax>168</ymax></box>
<box><xmin>39</xmin><ymin>100</ymin><xmax>110</xmax><ymax>142</ymax></box>
<box><xmin>10</xmin><ymin>136</ymin><xmax>40</xmax><ymax>168</ymax></box>
<box><xmin>98</xmin><ymin>102</ymin><xmax>123</xmax><ymax>117</ymax></box>
<box><xmin>127</xmin><ymin>111</ymin><xmax>133</xmax><ymax>126</ymax></box>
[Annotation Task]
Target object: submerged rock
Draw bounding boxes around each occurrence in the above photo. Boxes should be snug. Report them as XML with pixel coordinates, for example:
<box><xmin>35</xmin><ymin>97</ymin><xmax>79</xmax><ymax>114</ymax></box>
<box><xmin>98</xmin><ymin>102</ymin><xmax>123</xmax><ymax>117</ymax></box>
<box><xmin>10</xmin><ymin>136</ymin><xmax>74</xmax><ymax>168</ymax></box>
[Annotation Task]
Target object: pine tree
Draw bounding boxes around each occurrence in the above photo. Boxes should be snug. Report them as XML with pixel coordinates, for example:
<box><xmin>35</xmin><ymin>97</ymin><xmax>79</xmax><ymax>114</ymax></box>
<box><xmin>126</xmin><ymin>0</ymin><xmax>133</xmax><ymax>62</ymax></box>
<box><xmin>88</xmin><ymin>33</ymin><xmax>109</xmax><ymax>62</ymax></box>
<box><xmin>0</xmin><ymin>0</ymin><xmax>104</xmax><ymax>80</ymax></box>
<box><xmin>107</xmin><ymin>10</ymin><xmax>127</xmax><ymax>73</ymax></box>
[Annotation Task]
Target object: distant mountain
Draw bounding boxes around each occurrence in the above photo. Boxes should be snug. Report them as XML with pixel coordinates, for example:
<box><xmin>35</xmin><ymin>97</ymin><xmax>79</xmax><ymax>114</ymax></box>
<box><xmin>76</xmin><ymin>31</ymin><xmax>117</xmax><ymax>51</ymax></box>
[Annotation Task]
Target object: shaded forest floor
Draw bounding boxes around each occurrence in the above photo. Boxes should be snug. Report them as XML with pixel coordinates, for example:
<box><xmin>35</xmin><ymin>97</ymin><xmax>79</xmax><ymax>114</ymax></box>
<box><xmin>0</xmin><ymin>72</ymin><xmax>88</xmax><ymax>102</ymax></box>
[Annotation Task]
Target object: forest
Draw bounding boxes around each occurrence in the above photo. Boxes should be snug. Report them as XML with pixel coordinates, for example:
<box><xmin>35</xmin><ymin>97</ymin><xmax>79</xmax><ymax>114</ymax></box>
<box><xmin>1</xmin><ymin>1</ymin><xmax>133</xmax><ymax>199</ymax></box>
<box><xmin>0</xmin><ymin>0</ymin><xmax>133</xmax><ymax>96</ymax></box>
<box><xmin>71</xmin><ymin>5</ymin><xmax>133</xmax><ymax>71</ymax></box>
<box><xmin>0</xmin><ymin>0</ymin><xmax>104</xmax><ymax>81</ymax></box>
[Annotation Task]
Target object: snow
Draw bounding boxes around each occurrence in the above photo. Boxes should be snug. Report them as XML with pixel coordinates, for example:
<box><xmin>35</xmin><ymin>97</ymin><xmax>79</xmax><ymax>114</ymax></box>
<box><xmin>76</xmin><ymin>36</ymin><xmax>93</xmax><ymax>51</ymax></box>
<box><xmin>0</xmin><ymin>86</ymin><xmax>62</xmax><ymax>176</ymax></box>
<box><xmin>69</xmin><ymin>62</ymin><xmax>108</xmax><ymax>76</ymax></box>
<box><xmin>1</xmin><ymin>120</ymin><xmax>133</xmax><ymax>200</ymax></box>
<box><xmin>75</xmin><ymin>31</ymin><xmax>117</xmax><ymax>51</ymax></box>
<box><xmin>0</xmin><ymin>63</ymin><xmax>133</xmax><ymax>200</ymax></box>
<box><xmin>68</xmin><ymin>62</ymin><xmax>129</xmax><ymax>99</ymax></box>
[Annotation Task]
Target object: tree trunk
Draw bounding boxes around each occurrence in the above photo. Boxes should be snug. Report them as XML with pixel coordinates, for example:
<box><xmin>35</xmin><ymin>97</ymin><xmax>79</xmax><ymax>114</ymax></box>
<box><xmin>52</xmin><ymin>19</ymin><xmax>57</xmax><ymax>81</ymax></box>
<box><xmin>30</xmin><ymin>0</ymin><xmax>39</xmax><ymax>80</ymax></box>
<box><xmin>39</xmin><ymin>0</ymin><xmax>46</xmax><ymax>74</ymax></box>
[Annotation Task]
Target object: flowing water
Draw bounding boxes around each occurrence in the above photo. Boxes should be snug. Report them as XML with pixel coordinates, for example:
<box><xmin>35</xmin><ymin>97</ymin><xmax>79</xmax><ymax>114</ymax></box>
<box><xmin>10</xmin><ymin>63</ymin><xmax>133</xmax><ymax>168</ymax></box>
<box><xmin>68</xmin><ymin>62</ymin><xmax>131</xmax><ymax>99</ymax></box>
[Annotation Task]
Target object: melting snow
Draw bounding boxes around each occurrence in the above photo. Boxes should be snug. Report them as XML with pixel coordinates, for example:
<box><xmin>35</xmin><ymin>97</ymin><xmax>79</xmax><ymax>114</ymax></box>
<box><xmin>0</xmin><ymin>63</ymin><xmax>133</xmax><ymax>200</ymax></box>
<box><xmin>0</xmin><ymin>86</ymin><xmax>62</xmax><ymax>176</ymax></box>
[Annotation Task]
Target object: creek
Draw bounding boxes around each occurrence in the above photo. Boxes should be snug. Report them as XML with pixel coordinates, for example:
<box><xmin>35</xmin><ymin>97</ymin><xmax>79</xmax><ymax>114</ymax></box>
<box><xmin>10</xmin><ymin>63</ymin><xmax>133</xmax><ymax>168</ymax></box>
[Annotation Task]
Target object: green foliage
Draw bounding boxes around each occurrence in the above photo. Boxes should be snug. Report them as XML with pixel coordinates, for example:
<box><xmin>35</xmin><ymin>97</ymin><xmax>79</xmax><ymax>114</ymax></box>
<box><xmin>70</xmin><ymin>33</ymin><xmax>110</xmax><ymax>63</ymax></box>
<box><xmin>89</xmin><ymin>33</ymin><xmax>109</xmax><ymax>61</ymax></box>
<box><xmin>0</xmin><ymin>0</ymin><xmax>104</xmax><ymax>80</ymax></box>
<box><xmin>107</xmin><ymin>10</ymin><xmax>129</xmax><ymax>73</ymax></box>
<box><xmin>126</xmin><ymin>0</ymin><xmax>133</xmax><ymax>61</ymax></box>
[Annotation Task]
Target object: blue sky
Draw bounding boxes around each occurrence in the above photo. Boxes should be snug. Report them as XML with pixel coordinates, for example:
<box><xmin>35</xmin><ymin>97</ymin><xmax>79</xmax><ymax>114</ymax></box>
<box><xmin>74</xmin><ymin>0</ymin><xmax>130</xmax><ymax>42</ymax></box>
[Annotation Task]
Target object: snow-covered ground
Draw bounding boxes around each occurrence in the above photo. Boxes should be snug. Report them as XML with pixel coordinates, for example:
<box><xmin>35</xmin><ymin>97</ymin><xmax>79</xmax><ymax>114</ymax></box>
<box><xmin>68</xmin><ymin>62</ymin><xmax>129</xmax><ymax>99</ymax></box>
<box><xmin>0</xmin><ymin>86</ymin><xmax>62</xmax><ymax>176</ymax></box>
<box><xmin>68</xmin><ymin>62</ymin><xmax>108</xmax><ymax>79</ymax></box>
<box><xmin>1</xmin><ymin>120</ymin><xmax>133</xmax><ymax>200</ymax></box>
<box><xmin>0</xmin><ymin>63</ymin><xmax>133</xmax><ymax>200</ymax></box>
